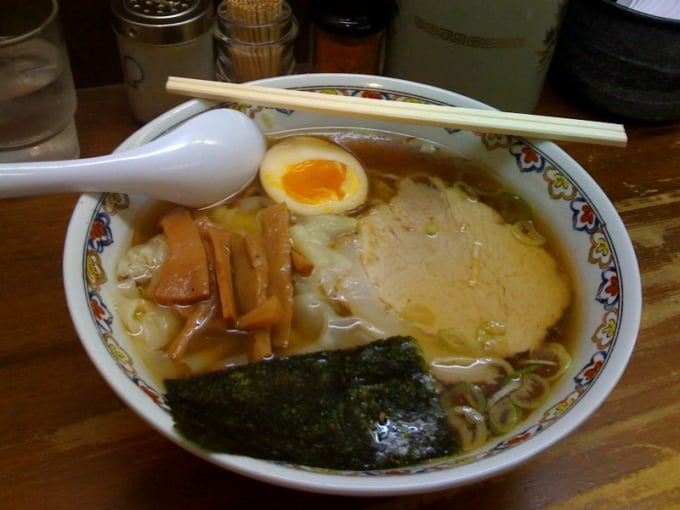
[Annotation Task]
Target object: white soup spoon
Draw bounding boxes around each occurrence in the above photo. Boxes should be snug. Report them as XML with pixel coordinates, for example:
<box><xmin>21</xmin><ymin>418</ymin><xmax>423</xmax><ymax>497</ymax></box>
<box><xmin>0</xmin><ymin>109</ymin><xmax>267</xmax><ymax>208</ymax></box>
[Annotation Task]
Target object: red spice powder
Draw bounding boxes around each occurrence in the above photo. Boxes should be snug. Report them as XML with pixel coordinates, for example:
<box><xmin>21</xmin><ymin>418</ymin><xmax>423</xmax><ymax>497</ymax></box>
<box><xmin>313</xmin><ymin>29</ymin><xmax>384</xmax><ymax>74</ymax></box>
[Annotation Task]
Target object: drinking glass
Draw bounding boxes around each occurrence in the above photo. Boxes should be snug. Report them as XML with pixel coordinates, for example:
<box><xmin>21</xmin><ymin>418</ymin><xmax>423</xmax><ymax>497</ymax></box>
<box><xmin>0</xmin><ymin>0</ymin><xmax>79</xmax><ymax>163</ymax></box>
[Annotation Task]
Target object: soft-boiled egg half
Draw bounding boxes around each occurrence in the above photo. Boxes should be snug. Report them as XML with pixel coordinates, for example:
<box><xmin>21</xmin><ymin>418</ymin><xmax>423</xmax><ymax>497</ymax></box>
<box><xmin>259</xmin><ymin>136</ymin><xmax>369</xmax><ymax>216</ymax></box>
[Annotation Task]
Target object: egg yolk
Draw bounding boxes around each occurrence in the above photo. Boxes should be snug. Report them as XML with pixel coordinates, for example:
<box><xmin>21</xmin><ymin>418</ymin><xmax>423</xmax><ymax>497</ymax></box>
<box><xmin>281</xmin><ymin>159</ymin><xmax>348</xmax><ymax>205</ymax></box>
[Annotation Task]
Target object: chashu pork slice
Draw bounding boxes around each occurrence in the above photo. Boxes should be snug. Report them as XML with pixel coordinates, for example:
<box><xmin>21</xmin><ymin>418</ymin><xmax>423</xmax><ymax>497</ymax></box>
<box><xmin>358</xmin><ymin>178</ymin><xmax>571</xmax><ymax>358</ymax></box>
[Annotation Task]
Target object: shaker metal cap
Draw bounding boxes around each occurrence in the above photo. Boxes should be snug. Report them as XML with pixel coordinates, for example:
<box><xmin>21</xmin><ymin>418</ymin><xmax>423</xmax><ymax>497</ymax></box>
<box><xmin>111</xmin><ymin>0</ymin><xmax>214</xmax><ymax>45</ymax></box>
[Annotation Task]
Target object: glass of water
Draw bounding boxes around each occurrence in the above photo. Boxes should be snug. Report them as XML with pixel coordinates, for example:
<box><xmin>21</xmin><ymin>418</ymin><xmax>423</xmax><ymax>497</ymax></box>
<box><xmin>0</xmin><ymin>0</ymin><xmax>79</xmax><ymax>163</ymax></box>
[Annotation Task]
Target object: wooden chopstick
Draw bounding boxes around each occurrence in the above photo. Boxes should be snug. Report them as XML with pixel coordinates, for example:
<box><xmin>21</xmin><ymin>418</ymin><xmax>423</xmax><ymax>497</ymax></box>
<box><xmin>166</xmin><ymin>76</ymin><xmax>628</xmax><ymax>147</ymax></box>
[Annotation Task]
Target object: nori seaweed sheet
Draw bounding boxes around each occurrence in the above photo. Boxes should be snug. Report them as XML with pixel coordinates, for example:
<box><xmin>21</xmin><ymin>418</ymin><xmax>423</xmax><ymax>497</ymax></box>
<box><xmin>164</xmin><ymin>336</ymin><xmax>458</xmax><ymax>471</ymax></box>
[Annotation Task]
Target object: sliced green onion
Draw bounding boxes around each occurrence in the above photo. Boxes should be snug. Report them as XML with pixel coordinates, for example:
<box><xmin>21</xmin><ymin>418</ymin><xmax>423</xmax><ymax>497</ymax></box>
<box><xmin>489</xmin><ymin>192</ymin><xmax>533</xmax><ymax>224</ymax></box>
<box><xmin>440</xmin><ymin>382</ymin><xmax>487</xmax><ymax>413</ymax></box>
<box><xmin>503</xmin><ymin>364</ymin><xmax>540</xmax><ymax>385</ymax></box>
<box><xmin>510</xmin><ymin>220</ymin><xmax>546</xmax><ymax>246</ymax></box>
<box><xmin>487</xmin><ymin>377</ymin><xmax>522</xmax><ymax>408</ymax></box>
<box><xmin>509</xmin><ymin>373</ymin><xmax>551</xmax><ymax>410</ymax></box>
<box><xmin>488</xmin><ymin>397</ymin><xmax>521</xmax><ymax>435</ymax></box>
<box><xmin>524</xmin><ymin>342</ymin><xmax>572</xmax><ymax>381</ymax></box>
<box><xmin>446</xmin><ymin>405</ymin><xmax>488</xmax><ymax>451</ymax></box>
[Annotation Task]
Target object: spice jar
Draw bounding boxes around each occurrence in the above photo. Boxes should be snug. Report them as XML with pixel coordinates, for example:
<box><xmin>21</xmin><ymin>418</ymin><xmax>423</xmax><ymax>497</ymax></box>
<box><xmin>111</xmin><ymin>0</ymin><xmax>215</xmax><ymax>123</ymax></box>
<box><xmin>310</xmin><ymin>0</ymin><xmax>392</xmax><ymax>75</ymax></box>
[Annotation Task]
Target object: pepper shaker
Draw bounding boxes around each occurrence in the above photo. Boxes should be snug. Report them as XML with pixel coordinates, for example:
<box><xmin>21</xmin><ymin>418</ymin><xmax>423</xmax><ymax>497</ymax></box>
<box><xmin>111</xmin><ymin>0</ymin><xmax>215</xmax><ymax>123</ymax></box>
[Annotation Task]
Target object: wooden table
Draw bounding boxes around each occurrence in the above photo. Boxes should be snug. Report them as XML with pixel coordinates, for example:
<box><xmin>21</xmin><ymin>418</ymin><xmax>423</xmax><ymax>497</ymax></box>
<box><xmin>1</xmin><ymin>82</ymin><xmax>679</xmax><ymax>509</ymax></box>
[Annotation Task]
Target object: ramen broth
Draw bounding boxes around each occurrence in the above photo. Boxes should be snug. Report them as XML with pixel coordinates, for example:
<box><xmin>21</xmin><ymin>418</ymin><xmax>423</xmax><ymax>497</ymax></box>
<box><xmin>116</xmin><ymin>128</ymin><xmax>576</xmax><ymax>453</ymax></box>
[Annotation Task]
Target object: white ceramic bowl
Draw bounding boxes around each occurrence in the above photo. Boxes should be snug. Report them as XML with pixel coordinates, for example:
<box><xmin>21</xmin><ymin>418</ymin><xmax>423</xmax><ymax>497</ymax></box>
<box><xmin>63</xmin><ymin>74</ymin><xmax>641</xmax><ymax>496</ymax></box>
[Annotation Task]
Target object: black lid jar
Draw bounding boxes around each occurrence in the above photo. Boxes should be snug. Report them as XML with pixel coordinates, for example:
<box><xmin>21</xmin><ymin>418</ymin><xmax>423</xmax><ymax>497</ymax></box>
<box><xmin>310</xmin><ymin>1</ymin><xmax>392</xmax><ymax>74</ymax></box>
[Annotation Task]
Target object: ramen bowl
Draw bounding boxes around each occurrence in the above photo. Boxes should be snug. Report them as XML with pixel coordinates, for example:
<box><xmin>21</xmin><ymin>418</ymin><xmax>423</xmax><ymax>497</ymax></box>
<box><xmin>63</xmin><ymin>74</ymin><xmax>641</xmax><ymax>496</ymax></box>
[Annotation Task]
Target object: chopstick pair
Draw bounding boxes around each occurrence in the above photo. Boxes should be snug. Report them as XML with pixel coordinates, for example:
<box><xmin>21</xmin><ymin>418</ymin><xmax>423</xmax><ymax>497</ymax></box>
<box><xmin>166</xmin><ymin>76</ymin><xmax>628</xmax><ymax>147</ymax></box>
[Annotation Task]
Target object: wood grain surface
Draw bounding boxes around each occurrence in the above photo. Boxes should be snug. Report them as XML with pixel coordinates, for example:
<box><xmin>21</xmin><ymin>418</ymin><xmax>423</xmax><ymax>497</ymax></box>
<box><xmin>0</xmin><ymin>83</ymin><xmax>678</xmax><ymax>509</ymax></box>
